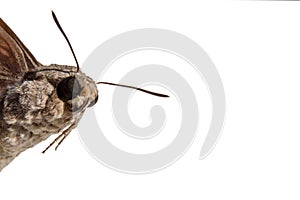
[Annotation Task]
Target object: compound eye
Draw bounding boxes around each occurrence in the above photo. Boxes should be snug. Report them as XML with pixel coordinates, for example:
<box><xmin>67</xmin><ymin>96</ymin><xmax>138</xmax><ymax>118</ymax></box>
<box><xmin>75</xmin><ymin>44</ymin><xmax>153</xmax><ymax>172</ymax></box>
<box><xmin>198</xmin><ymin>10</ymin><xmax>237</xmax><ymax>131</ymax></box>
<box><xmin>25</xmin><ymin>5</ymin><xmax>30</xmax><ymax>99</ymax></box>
<box><xmin>57</xmin><ymin>77</ymin><xmax>82</xmax><ymax>102</ymax></box>
<box><xmin>88</xmin><ymin>95</ymin><xmax>98</xmax><ymax>107</ymax></box>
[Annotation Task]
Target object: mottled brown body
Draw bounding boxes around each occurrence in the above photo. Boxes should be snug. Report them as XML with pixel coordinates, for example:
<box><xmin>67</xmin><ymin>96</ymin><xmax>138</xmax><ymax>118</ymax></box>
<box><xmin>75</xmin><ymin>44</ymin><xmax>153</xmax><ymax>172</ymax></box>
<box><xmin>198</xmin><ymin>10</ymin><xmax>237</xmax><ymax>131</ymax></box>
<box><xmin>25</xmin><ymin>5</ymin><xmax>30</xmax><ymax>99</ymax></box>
<box><xmin>0</xmin><ymin>13</ymin><xmax>169</xmax><ymax>172</ymax></box>
<box><xmin>0</xmin><ymin>18</ymin><xmax>98</xmax><ymax>171</ymax></box>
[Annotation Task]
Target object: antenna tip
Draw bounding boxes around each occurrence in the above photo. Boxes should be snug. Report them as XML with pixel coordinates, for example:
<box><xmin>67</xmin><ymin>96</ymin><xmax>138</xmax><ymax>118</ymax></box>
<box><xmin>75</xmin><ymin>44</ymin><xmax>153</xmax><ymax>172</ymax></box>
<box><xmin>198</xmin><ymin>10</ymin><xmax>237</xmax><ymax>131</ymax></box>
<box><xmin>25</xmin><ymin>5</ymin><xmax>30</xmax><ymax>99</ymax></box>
<box><xmin>51</xmin><ymin>10</ymin><xmax>57</xmax><ymax>19</ymax></box>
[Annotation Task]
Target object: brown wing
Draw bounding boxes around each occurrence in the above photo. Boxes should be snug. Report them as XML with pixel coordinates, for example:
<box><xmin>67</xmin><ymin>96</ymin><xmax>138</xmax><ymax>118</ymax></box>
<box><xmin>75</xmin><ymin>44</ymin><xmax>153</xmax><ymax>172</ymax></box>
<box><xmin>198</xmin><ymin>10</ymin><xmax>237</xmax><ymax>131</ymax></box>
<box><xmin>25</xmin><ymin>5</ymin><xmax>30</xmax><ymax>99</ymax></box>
<box><xmin>0</xmin><ymin>18</ymin><xmax>41</xmax><ymax>98</ymax></box>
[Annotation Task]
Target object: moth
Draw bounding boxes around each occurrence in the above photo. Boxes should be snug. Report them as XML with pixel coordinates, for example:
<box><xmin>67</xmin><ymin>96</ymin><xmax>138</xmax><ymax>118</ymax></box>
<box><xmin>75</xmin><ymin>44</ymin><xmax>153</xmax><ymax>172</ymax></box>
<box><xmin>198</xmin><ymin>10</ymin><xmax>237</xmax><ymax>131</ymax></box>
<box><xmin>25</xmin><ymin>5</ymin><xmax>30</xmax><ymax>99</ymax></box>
<box><xmin>0</xmin><ymin>11</ymin><xmax>168</xmax><ymax>171</ymax></box>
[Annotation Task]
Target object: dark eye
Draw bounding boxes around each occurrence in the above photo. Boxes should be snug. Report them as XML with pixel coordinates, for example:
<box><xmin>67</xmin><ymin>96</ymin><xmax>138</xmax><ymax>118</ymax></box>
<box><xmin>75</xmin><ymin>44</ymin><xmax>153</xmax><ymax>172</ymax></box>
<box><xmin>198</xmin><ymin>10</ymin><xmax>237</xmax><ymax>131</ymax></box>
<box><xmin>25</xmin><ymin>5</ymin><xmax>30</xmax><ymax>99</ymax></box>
<box><xmin>88</xmin><ymin>95</ymin><xmax>98</xmax><ymax>107</ymax></box>
<box><xmin>57</xmin><ymin>77</ymin><xmax>82</xmax><ymax>102</ymax></box>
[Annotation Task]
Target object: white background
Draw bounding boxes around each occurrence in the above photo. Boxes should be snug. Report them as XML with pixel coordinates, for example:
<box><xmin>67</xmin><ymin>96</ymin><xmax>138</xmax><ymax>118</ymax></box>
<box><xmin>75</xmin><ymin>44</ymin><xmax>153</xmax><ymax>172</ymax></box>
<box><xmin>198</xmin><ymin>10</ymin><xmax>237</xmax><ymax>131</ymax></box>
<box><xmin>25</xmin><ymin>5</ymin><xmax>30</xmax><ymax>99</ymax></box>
<box><xmin>1</xmin><ymin>0</ymin><xmax>300</xmax><ymax>199</ymax></box>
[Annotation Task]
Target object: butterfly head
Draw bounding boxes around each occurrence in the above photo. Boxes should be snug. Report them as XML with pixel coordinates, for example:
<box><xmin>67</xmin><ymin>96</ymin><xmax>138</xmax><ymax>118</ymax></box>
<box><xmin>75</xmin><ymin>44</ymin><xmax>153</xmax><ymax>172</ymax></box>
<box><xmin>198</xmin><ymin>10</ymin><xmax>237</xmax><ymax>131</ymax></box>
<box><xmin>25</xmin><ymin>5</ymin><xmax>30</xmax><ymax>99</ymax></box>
<box><xmin>56</xmin><ymin>72</ymin><xmax>98</xmax><ymax>112</ymax></box>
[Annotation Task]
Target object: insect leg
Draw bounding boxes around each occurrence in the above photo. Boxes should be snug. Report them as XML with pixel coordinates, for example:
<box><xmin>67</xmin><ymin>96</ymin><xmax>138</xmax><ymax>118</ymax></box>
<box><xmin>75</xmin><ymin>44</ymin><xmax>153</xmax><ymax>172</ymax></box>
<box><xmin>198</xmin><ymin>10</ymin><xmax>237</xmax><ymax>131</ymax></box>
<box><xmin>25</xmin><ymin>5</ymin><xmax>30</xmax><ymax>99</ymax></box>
<box><xmin>41</xmin><ymin>133</ymin><xmax>64</xmax><ymax>153</ymax></box>
<box><xmin>55</xmin><ymin>123</ymin><xmax>77</xmax><ymax>151</ymax></box>
<box><xmin>41</xmin><ymin>123</ymin><xmax>76</xmax><ymax>153</ymax></box>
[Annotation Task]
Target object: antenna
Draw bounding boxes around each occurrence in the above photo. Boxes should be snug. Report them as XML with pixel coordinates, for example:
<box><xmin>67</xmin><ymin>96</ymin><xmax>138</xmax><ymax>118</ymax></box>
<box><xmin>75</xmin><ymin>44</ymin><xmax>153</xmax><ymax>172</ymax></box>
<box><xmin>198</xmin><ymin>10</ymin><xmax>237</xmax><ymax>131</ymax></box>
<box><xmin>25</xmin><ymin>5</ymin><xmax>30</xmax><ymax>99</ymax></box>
<box><xmin>97</xmin><ymin>81</ymin><xmax>169</xmax><ymax>97</ymax></box>
<box><xmin>52</xmin><ymin>11</ymin><xmax>80</xmax><ymax>72</ymax></box>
